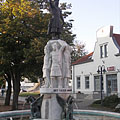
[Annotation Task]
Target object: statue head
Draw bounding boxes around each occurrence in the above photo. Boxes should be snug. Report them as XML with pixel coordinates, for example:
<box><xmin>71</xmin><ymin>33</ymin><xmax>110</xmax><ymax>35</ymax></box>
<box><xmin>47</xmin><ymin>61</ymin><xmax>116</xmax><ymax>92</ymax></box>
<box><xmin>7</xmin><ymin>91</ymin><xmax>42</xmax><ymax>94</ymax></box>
<box><xmin>52</xmin><ymin>42</ymin><xmax>58</xmax><ymax>51</ymax></box>
<box><xmin>54</xmin><ymin>0</ymin><xmax>59</xmax><ymax>7</ymax></box>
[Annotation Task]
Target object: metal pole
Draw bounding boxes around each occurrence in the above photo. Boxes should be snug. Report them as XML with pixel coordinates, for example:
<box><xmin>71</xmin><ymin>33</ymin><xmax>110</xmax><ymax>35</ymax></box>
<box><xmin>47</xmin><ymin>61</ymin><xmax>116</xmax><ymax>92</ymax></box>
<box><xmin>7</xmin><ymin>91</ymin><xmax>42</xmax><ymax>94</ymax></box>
<box><xmin>100</xmin><ymin>67</ymin><xmax>103</xmax><ymax>105</ymax></box>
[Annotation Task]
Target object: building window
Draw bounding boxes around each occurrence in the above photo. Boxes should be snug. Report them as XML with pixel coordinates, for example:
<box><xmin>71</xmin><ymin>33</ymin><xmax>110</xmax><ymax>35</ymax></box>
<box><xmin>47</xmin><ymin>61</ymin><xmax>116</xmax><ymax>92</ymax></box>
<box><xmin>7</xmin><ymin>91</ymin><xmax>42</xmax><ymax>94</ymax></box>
<box><xmin>76</xmin><ymin>76</ymin><xmax>80</xmax><ymax>89</ymax></box>
<box><xmin>94</xmin><ymin>76</ymin><xmax>100</xmax><ymax>91</ymax></box>
<box><xmin>100</xmin><ymin>44</ymin><xmax>108</xmax><ymax>58</ymax></box>
<box><xmin>85</xmin><ymin>76</ymin><xmax>89</xmax><ymax>89</ymax></box>
<box><xmin>100</xmin><ymin>46</ymin><xmax>103</xmax><ymax>58</ymax></box>
<box><xmin>104</xmin><ymin>44</ymin><xmax>108</xmax><ymax>57</ymax></box>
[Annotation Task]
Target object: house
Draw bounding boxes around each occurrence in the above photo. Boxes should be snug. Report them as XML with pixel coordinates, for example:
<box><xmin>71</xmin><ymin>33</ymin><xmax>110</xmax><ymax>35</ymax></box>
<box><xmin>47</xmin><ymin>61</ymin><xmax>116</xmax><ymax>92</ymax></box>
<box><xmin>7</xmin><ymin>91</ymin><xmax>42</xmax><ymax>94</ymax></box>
<box><xmin>72</xmin><ymin>26</ymin><xmax>120</xmax><ymax>98</ymax></box>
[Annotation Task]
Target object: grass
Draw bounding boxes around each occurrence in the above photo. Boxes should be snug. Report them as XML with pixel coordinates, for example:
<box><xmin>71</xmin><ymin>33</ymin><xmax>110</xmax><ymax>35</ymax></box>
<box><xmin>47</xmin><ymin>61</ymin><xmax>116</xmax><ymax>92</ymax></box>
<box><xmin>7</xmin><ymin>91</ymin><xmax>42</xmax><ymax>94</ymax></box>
<box><xmin>19</xmin><ymin>92</ymin><xmax>40</xmax><ymax>97</ymax></box>
<box><xmin>90</xmin><ymin>101</ymin><xmax>114</xmax><ymax>112</ymax></box>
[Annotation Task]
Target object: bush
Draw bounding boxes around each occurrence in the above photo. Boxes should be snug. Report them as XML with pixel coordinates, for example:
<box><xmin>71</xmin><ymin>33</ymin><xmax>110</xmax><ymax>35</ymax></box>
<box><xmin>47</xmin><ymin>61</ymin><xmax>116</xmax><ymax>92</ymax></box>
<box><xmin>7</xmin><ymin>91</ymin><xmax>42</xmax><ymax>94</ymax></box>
<box><xmin>92</xmin><ymin>100</ymin><xmax>101</xmax><ymax>104</ymax></box>
<box><xmin>102</xmin><ymin>94</ymin><xmax>120</xmax><ymax>108</ymax></box>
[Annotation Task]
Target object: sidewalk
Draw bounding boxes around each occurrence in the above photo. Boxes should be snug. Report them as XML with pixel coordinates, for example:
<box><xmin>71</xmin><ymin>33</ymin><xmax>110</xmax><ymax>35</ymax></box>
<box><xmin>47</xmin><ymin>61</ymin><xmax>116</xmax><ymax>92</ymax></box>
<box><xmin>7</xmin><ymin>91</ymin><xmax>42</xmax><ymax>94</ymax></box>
<box><xmin>74</xmin><ymin>99</ymin><xmax>95</xmax><ymax>110</ymax></box>
<box><xmin>0</xmin><ymin>95</ymin><xmax>30</xmax><ymax>112</ymax></box>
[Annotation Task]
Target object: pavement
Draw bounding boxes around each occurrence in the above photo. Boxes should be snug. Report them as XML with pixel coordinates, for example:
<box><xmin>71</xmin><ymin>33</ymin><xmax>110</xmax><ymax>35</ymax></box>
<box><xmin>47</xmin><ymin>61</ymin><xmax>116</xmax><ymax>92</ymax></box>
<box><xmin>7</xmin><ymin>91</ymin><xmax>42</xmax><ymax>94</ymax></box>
<box><xmin>74</xmin><ymin>99</ymin><xmax>96</xmax><ymax>110</ymax></box>
<box><xmin>0</xmin><ymin>92</ymin><xmax>106</xmax><ymax>111</ymax></box>
<box><xmin>0</xmin><ymin>94</ymin><xmax>114</xmax><ymax>112</ymax></box>
<box><xmin>0</xmin><ymin>94</ymin><xmax>95</xmax><ymax>109</ymax></box>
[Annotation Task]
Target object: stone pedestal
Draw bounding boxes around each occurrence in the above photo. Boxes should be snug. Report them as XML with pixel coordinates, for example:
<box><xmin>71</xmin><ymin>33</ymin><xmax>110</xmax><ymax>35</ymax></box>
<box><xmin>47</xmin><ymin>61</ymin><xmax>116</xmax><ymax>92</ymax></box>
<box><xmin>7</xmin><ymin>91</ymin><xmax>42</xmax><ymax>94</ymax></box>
<box><xmin>41</xmin><ymin>94</ymin><xmax>62</xmax><ymax>120</ymax></box>
<box><xmin>39</xmin><ymin>88</ymin><xmax>72</xmax><ymax>120</ymax></box>
<box><xmin>33</xmin><ymin>39</ymin><xmax>73</xmax><ymax>120</ymax></box>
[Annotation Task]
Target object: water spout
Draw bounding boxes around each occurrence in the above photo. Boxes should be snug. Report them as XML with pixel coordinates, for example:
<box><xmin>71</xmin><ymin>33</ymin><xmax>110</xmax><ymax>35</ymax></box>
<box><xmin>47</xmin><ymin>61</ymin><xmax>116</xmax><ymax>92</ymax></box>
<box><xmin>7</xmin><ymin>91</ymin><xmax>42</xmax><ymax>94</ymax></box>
<box><xmin>74</xmin><ymin>102</ymin><xmax>78</xmax><ymax>109</ymax></box>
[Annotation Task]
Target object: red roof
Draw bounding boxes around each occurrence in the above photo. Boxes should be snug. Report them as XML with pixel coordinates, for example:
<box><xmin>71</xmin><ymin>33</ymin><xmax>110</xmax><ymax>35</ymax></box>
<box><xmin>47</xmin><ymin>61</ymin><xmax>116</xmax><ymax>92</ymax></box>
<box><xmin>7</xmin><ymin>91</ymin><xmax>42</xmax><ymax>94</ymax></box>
<box><xmin>113</xmin><ymin>34</ymin><xmax>120</xmax><ymax>47</ymax></box>
<box><xmin>72</xmin><ymin>52</ymin><xmax>93</xmax><ymax>65</ymax></box>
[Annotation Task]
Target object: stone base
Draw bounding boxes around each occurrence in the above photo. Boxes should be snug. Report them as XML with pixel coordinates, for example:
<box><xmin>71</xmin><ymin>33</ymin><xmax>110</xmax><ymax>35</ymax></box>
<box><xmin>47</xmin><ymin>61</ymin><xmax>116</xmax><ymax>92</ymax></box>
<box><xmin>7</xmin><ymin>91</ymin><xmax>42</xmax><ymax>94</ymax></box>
<box><xmin>40</xmin><ymin>88</ymin><xmax>72</xmax><ymax>94</ymax></box>
<box><xmin>40</xmin><ymin>94</ymin><xmax>69</xmax><ymax>120</ymax></box>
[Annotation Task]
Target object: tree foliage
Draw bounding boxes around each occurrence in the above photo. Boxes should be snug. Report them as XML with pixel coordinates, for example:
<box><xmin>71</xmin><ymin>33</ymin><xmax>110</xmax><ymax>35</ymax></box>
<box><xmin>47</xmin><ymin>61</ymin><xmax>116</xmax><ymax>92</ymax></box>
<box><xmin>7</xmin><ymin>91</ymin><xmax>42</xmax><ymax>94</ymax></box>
<box><xmin>0</xmin><ymin>0</ymin><xmax>76</xmax><ymax>109</ymax></box>
<box><xmin>71</xmin><ymin>40</ymin><xmax>88</xmax><ymax>62</ymax></box>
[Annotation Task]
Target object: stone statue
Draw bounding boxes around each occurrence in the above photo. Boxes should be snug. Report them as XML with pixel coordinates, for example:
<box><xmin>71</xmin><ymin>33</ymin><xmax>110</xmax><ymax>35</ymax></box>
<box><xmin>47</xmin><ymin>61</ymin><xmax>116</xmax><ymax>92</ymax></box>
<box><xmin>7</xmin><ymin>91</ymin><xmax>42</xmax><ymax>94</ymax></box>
<box><xmin>55</xmin><ymin>40</ymin><xmax>72</xmax><ymax>88</ymax></box>
<box><xmin>25</xmin><ymin>95</ymin><xmax>44</xmax><ymax>119</ymax></box>
<box><xmin>42</xmin><ymin>40</ymin><xmax>72</xmax><ymax>88</ymax></box>
<box><xmin>63</xmin><ymin>45</ymin><xmax>72</xmax><ymax>88</ymax></box>
<box><xmin>48</xmin><ymin>0</ymin><xmax>64</xmax><ymax>39</ymax></box>
<box><xmin>43</xmin><ymin>45</ymin><xmax>51</xmax><ymax>87</ymax></box>
<box><xmin>49</xmin><ymin>42</ymin><xmax>65</xmax><ymax>88</ymax></box>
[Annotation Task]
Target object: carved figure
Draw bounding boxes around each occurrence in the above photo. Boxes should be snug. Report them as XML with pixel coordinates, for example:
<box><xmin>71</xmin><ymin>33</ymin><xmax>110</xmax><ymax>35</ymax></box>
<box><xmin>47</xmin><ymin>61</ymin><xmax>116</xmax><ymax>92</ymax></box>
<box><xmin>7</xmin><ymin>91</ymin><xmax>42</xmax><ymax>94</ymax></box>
<box><xmin>43</xmin><ymin>45</ymin><xmax>51</xmax><ymax>87</ymax></box>
<box><xmin>63</xmin><ymin>45</ymin><xmax>72</xmax><ymax>88</ymax></box>
<box><xmin>25</xmin><ymin>95</ymin><xmax>44</xmax><ymax>119</ymax></box>
<box><xmin>49</xmin><ymin>42</ymin><xmax>65</xmax><ymax>88</ymax></box>
<box><xmin>48</xmin><ymin>0</ymin><xmax>64</xmax><ymax>39</ymax></box>
<box><xmin>42</xmin><ymin>40</ymin><xmax>71</xmax><ymax>88</ymax></box>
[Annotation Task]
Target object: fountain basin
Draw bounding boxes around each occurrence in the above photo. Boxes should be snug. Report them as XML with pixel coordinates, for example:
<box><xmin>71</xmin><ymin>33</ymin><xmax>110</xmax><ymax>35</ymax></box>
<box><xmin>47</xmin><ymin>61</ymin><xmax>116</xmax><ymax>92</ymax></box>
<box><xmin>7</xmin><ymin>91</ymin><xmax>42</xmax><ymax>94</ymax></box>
<box><xmin>1</xmin><ymin>109</ymin><xmax>120</xmax><ymax>120</ymax></box>
<box><xmin>0</xmin><ymin>110</ymin><xmax>30</xmax><ymax>119</ymax></box>
<box><xmin>74</xmin><ymin>109</ymin><xmax>120</xmax><ymax>120</ymax></box>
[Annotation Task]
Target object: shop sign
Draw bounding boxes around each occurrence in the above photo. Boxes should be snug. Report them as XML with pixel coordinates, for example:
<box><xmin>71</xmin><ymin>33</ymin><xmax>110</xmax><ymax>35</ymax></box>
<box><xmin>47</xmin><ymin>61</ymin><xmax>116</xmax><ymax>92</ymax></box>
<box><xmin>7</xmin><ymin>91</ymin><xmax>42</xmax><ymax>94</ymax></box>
<box><xmin>107</xmin><ymin>66</ymin><xmax>115</xmax><ymax>71</ymax></box>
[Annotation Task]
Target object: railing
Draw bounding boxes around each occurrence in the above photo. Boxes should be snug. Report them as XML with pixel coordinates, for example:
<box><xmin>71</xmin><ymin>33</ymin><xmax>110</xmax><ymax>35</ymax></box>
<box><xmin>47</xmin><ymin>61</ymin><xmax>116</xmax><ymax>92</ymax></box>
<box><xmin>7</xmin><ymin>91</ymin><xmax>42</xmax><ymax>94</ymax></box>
<box><xmin>0</xmin><ymin>110</ymin><xmax>31</xmax><ymax>119</ymax></box>
<box><xmin>73</xmin><ymin>109</ymin><xmax>120</xmax><ymax>120</ymax></box>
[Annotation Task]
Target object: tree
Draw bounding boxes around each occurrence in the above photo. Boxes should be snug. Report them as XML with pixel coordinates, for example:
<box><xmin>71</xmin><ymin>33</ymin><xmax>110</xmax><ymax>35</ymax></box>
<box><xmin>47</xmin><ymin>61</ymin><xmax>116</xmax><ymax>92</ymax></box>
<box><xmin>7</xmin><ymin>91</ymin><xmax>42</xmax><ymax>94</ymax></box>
<box><xmin>0</xmin><ymin>0</ymin><xmax>48</xmax><ymax>109</ymax></box>
<box><xmin>0</xmin><ymin>0</ymin><xmax>75</xmax><ymax>110</ymax></box>
<box><xmin>71</xmin><ymin>40</ymin><xmax>88</xmax><ymax>62</ymax></box>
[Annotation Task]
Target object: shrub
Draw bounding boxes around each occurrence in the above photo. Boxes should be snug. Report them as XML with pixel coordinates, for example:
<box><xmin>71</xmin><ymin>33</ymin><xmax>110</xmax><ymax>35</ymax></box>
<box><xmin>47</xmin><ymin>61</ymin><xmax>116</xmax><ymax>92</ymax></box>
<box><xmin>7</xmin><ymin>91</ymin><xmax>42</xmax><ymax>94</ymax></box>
<box><xmin>92</xmin><ymin>100</ymin><xmax>101</xmax><ymax>104</ymax></box>
<box><xmin>102</xmin><ymin>94</ymin><xmax>120</xmax><ymax>108</ymax></box>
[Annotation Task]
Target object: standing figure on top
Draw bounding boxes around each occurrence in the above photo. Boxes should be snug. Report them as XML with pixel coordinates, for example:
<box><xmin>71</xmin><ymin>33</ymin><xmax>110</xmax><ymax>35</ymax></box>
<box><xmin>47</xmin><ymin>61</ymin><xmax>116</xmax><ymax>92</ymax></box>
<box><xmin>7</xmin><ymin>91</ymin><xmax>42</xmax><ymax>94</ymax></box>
<box><xmin>48</xmin><ymin>0</ymin><xmax>64</xmax><ymax>39</ymax></box>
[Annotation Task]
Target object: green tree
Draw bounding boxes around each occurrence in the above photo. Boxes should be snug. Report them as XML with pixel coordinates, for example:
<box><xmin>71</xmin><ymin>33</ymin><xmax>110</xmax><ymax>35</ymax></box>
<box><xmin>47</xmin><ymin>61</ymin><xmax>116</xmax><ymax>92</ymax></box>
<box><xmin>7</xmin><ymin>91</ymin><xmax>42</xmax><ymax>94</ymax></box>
<box><xmin>0</xmin><ymin>0</ymin><xmax>49</xmax><ymax>109</ymax></box>
<box><xmin>0</xmin><ymin>0</ymin><xmax>75</xmax><ymax>110</ymax></box>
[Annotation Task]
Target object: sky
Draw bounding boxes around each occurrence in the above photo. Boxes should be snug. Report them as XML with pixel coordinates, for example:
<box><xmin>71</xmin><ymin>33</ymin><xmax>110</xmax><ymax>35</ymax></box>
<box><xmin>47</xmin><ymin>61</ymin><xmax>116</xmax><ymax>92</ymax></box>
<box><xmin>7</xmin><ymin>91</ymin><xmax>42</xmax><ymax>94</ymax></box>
<box><xmin>60</xmin><ymin>0</ymin><xmax>120</xmax><ymax>53</ymax></box>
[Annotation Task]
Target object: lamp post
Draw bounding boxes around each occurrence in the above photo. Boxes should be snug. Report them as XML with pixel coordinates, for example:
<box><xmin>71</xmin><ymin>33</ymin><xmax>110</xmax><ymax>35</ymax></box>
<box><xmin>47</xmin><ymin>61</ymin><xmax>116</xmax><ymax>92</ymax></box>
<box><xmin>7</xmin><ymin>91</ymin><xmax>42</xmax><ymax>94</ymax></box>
<box><xmin>97</xmin><ymin>65</ymin><xmax>106</xmax><ymax>105</ymax></box>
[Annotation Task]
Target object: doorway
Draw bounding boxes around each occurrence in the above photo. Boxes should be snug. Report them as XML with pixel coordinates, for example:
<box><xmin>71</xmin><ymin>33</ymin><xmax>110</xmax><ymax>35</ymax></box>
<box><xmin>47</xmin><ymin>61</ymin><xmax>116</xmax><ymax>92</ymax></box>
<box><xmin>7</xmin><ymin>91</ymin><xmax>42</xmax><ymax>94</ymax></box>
<box><xmin>106</xmin><ymin>74</ymin><xmax>117</xmax><ymax>96</ymax></box>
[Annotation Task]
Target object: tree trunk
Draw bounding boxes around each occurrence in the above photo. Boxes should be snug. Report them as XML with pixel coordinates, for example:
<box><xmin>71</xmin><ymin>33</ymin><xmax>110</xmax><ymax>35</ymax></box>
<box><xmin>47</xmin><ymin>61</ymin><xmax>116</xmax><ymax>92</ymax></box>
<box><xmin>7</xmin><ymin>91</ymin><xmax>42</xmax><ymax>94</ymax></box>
<box><xmin>4</xmin><ymin>78</ymin><xmax>12</xmax><ymax>105</ymax></box>
<box><xmin>12</xmin><ymin>86</ymin><xmax>20</xmax><ymax>110</ymax></box>
<box><xmin>4</xmin><ymin>72</ymin><xmax>12</xmax><ymax>106</ymax></box>
<box><xmin>12</xmin><ymin>68</ymin><xmax>21</xmax><ymax>110</ymax></box>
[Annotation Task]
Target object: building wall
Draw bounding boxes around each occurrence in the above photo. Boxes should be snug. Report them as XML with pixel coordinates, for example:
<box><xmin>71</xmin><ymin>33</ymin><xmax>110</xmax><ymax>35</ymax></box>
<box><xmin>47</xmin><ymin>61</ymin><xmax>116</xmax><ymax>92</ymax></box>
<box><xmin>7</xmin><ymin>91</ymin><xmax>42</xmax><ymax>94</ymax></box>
<box><xmin>72</xmin><ymin>26</ymin><xmax>120</xmax><ymax>97</ymax></box>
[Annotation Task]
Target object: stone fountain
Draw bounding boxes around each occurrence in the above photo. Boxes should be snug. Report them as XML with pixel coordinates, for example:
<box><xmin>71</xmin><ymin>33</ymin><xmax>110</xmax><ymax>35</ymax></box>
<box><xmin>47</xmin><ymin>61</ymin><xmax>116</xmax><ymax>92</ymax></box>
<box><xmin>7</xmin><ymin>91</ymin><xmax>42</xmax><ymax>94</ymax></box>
<box><xmin>26</xmin><ymin>0</ymin><xmax>74</xmax><ymax>120</ymax></box>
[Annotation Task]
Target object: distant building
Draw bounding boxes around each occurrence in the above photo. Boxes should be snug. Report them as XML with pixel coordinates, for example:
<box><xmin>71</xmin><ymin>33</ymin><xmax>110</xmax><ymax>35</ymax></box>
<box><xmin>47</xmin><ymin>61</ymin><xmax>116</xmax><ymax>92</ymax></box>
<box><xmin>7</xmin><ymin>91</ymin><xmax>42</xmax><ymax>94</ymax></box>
<box><xmin>20</xmin><ymin>78</ymin><xmax>40</xmax><ymax>92</ymax></box>
<box><xmin>6</xmin><ymin>78</ymin><xmax>39</xmax><ymax>92</ymax></box>
<box><xmin>72</xmin><ymin>26</ymin><xmax>120</xmax><ymax>98</ymax></box>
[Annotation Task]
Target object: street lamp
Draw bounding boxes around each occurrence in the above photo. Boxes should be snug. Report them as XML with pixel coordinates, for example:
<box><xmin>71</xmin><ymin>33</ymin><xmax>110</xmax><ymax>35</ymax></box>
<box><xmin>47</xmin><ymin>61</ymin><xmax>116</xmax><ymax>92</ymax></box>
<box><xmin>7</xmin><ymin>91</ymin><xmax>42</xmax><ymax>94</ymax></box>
<box><xmin>97</xmin><ymin>65</ymin><xmax>106</xmax><ymax>105</ymax></box>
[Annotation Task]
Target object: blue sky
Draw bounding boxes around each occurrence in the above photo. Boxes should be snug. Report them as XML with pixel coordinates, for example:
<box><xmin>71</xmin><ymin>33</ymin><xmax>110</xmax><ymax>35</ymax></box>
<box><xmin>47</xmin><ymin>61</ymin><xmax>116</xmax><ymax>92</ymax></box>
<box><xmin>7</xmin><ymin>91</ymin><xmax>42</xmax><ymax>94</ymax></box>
<box><xmin>61</xmin><ymin>0</ymin><xmax>120</xmax><ymax>52</ymax></box>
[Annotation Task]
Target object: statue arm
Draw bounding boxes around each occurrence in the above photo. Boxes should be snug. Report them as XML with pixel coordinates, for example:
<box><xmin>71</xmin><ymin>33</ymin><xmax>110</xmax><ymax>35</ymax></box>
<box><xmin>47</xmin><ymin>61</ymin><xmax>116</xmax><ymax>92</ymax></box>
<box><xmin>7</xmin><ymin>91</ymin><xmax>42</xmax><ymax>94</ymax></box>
<box><xmin>48</xmin><ymin>55</ymin><xmax>52</xmax><ymax>69</ymax></box>
<box><xmin>49</xmin><ymin>54</ymin><xmax>52</xmax><ymax>69</ymax></box>
<box><xmin>60</xmin><ymin>10</ymin><xmax>64</xmax><ymax>25</ymax></box>
<box><xmin>60</xmin><ymin>44</ymin><xmax>66</xmax><ymax>52</ymax></box>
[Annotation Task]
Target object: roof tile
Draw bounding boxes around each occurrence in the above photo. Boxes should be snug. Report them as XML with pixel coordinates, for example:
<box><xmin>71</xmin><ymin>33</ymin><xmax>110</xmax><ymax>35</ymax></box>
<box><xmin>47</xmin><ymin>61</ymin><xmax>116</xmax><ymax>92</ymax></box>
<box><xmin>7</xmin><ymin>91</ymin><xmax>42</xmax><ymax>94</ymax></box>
<box><xmin>113</xmin><ymin>34</ymin><xmax>120</xmax><ymax>47</ymax></box>
<box><xmin>72</xmin><ymin>52</ymin><xmax>93</xmax><ymax>65</ymax></box>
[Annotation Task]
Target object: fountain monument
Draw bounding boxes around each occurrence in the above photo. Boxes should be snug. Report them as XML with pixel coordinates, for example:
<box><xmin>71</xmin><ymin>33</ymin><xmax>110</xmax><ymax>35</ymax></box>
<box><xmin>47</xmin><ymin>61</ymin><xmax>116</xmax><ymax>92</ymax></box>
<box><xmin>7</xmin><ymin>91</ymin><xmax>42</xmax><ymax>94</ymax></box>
<box><xmin>27</xmin><ymin>0</ymin><xmax>74</xmax><ymax>119</ymax></box>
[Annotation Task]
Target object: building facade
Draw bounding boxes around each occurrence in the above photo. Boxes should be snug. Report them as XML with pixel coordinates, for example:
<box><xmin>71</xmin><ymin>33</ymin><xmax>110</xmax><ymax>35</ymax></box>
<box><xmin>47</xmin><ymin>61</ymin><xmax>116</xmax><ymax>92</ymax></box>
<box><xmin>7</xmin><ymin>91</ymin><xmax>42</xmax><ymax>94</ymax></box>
<box><xmin>72</xmin><ymin>26</ymin><xmax>120</xmax><ymax>97</ymax></box>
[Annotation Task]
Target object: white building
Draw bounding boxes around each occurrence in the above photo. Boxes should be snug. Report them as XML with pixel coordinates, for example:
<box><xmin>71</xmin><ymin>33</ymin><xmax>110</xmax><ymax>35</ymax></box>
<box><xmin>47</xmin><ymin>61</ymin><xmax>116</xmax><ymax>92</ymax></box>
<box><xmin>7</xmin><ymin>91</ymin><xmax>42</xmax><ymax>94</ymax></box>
<box><xmin>72</xmin><ymin>26</ymin><xmax>120</xmax><ymax>98</ymax></box>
